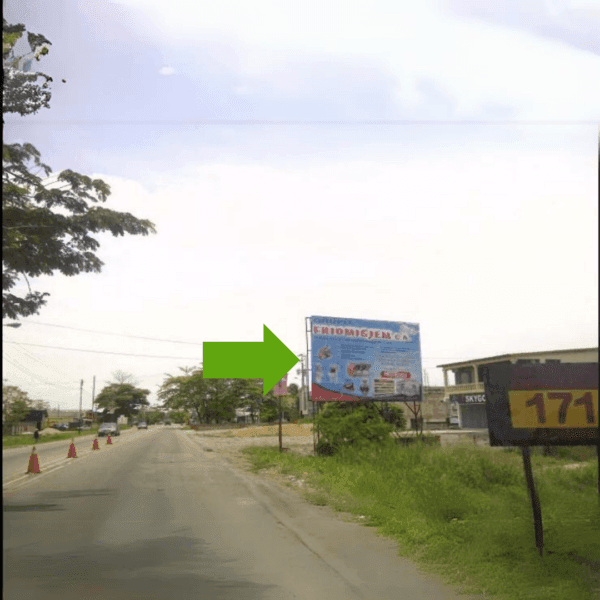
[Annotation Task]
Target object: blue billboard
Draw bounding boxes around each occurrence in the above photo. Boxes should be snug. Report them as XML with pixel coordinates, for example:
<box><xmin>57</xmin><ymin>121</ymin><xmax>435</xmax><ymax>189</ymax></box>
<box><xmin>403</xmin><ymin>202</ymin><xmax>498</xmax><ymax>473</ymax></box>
<box><xmin>310</xmin><ymin>316</ymin><xmax>423</xmax><ymax>402</ymax></box>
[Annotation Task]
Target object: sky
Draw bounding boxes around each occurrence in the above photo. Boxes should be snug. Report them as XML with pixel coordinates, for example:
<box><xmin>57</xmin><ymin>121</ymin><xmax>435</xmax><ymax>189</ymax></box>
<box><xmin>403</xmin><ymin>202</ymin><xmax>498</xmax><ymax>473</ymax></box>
<box><xmin>2</xmin><ymin>0</ymin><xmax>599</xmax><ymax>413</ymax></box>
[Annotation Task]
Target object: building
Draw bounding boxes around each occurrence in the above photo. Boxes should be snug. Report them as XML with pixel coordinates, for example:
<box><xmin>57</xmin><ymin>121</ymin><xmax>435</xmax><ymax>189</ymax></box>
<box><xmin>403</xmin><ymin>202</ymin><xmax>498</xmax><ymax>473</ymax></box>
<box><xmin>414</xmin><ymin>387</ymin><xmax>447</xmax><ymax>430</ymax></box>
<box><xmin>235</xmin><ymin>406</ymin><xmax>254</xmax><ymax>424</ymax></box>
<box><xmin>8</xmin><ymin>409</ymin><xmax>49</xmax><ymax>435</ymax></box>
<box><xmin>438</xmin><ymin>347</ymin><xmax>599</xmax><ymax>429</ymax></box>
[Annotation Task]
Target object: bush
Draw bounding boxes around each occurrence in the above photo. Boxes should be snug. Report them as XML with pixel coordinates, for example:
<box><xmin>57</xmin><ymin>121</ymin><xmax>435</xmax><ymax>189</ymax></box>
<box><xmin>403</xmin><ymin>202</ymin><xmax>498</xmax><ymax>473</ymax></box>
<box><xmin>260</xmin><ymin>404</ymin><xmax>278</xmax><ymax>424</ymax></box>
<box><xmin>379</xmin><ymin>403</ymin><xmax>407</xmax><ymax>430</ymax></box>
<box><xmin>315</xmin><ymin>439</ymin><xmax>338</xmax><ymax>456</ymax></box>
<box><xmin>313</xmin><ymin>402</ymin><xmax>395</xmax><ymax>452</ymax></box>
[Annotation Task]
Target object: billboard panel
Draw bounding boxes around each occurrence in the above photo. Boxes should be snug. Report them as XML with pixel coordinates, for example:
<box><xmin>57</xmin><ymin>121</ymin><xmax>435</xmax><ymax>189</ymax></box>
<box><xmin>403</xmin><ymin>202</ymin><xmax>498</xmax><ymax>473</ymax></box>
<box><xmin>310</xmin><ymin>316</ymin><xmax>422</xmax><ymax>402</ymax></box>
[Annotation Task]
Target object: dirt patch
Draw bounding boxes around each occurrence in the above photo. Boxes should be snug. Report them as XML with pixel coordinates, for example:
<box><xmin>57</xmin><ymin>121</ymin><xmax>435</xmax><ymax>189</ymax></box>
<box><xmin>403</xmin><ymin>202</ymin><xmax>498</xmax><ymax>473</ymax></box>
<box><xmin>224</xmin><ymin>423</ymin><xmax>314</xmax><ymax>438</ymax></box>
<box><xmin>38</xmin><ymin>428</ymin><xmax>64</xmax><ymax>436</ymax></box>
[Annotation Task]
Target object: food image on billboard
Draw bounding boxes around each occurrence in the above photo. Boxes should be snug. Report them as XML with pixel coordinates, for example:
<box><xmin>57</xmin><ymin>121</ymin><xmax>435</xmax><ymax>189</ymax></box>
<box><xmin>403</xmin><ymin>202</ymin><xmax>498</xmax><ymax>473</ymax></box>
<box><xmin>310</xmin><ymin>316</ymin><xmax>423</xmax><ymax>402</ymax></box>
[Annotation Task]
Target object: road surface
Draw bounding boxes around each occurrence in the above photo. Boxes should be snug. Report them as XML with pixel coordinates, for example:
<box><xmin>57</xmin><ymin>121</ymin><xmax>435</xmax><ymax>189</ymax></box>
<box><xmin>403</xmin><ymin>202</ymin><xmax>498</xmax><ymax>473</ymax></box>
<box><xmin>4</xmin><ymin>426</ymin><xmax>485</xmax><ymax>600</ymax></box>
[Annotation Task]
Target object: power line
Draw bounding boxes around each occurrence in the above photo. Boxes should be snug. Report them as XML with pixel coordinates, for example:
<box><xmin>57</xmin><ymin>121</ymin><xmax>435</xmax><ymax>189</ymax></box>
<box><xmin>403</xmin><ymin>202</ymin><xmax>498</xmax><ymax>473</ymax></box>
<box><xmin>3</xmin><ymin>340</ymin><xmax>200</xmax><ymax>359</ymax></box>
<box><xmin>3</xmin><ymin>355</ymin><xmax>74</xmax><ymax>390</ymax></box>
<box><xmin>5</xmin><ymin>119</ymin><xmax>595</xmax><ymax>125</ymax></box>
<box><xmin>11</xmin><ymin>342</ymin><xmax>77</xmax><ymax>380</ymax></box>
<box><xmin>21</xmin><ymin>321</ymin><xmax>204</xmax><ymax>345</ymax></box>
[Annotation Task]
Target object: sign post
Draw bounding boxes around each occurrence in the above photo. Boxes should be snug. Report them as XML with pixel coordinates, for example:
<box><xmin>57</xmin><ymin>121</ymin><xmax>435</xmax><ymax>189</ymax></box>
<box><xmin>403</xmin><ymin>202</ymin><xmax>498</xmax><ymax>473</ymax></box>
<box><xmin>483</xmin><ymin>362</ymin><xmax>599</xmax><ymax>557</ymax></box>
<box><xmin>273</xmin><ymin>374</ymin><xmax>288</xmax><ymax>452</ymax></box>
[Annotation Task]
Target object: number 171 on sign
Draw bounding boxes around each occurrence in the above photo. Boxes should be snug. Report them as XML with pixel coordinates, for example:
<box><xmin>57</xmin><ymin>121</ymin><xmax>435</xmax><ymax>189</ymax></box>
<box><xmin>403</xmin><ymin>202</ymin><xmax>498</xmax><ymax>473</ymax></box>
<box><xmin>509</xmin><ymin>390</ymin><xmax>598</xmax><ymax>428</ymax></box>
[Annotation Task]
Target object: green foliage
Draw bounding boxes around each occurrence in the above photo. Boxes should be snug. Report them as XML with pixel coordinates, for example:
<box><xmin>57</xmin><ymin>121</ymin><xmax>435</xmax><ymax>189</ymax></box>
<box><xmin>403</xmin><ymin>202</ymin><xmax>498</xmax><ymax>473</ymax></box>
<box><xmin>142</xmin><ymin>410</ymin><xmax>163</xmax><ymax>425</ymax></box>
<box><xmin>3</xmin><ymin>19</ymin><xmax>53</xmax><ymax>117</ymax></box>
<box><xmin>94</xmin><ymin>383</ymin><xmax>150</xmax><ymax>421</ymax></box>
<box><xmin>378</xmin><ymin>403</ymin><xmax>407</xmax><ymax>429</ymax></box>
<box><xmin>260</xmin><ymin>402</ymin><xmax>278</xmax><ymax>424</ymax></box>
<box><xmin>2</xmin><ymin>19</ymin><xmax>156</xmax><ymax>320</ymax></box>
<box><xmin>158</xmin><ymin>368</ymin><xmax>259</xmax><ymax>424</ymax></box>
<box><xmin>168</xmin><ymin>410</ymin><xmax>187</xmax><ymax>424</ymax></box>
<box><xmin>313</xmin><ymin>402</ymin><xmax>395</xmax><ymax>453</ymax></box>
<box><xmin>2</xmin><ymin>383</ymin><xmax>33</xmax><ymax>434</ymax></box>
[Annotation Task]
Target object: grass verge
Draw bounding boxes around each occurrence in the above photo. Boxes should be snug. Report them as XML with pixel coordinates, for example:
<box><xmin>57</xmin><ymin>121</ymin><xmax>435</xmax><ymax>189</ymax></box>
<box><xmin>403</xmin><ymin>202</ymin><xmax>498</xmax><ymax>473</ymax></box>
<box><xmin>2</xmin><ymin>425</ymin><xmax>133</xmax><ymax>448</ymax></box>
<box><xmin>242</xmin><ymin>441</ymin><xmax>600</xmax><ymax>600</ymax></box>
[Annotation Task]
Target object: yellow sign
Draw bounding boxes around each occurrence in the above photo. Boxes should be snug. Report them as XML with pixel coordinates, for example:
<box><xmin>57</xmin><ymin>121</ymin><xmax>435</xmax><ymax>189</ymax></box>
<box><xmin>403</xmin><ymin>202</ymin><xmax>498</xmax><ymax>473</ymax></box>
<box><xmin>509</xmin><ymin>390</ymin><xmax>598</xmax><ymax>428</ymax></box>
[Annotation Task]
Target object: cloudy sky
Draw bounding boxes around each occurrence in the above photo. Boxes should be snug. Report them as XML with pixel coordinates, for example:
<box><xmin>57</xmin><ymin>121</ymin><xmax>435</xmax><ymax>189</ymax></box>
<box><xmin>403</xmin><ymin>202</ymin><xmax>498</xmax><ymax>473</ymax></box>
<box><xmin>3</xmin><ymin>0</ymin><xmax>598</xmax><ymax>412</ymax></box>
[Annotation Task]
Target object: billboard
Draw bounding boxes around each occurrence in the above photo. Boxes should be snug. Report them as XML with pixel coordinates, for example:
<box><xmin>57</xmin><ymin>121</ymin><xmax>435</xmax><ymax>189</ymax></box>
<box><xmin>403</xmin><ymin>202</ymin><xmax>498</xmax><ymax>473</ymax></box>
<box><xmin>483</xmin><ymin>363</ymin><xmax>599</xmax><ymax>446</ymax></box>
<box><xmin>310</xmin><ymin>316</ymin><xmax>422</xmax><ymax>402</ymax></box>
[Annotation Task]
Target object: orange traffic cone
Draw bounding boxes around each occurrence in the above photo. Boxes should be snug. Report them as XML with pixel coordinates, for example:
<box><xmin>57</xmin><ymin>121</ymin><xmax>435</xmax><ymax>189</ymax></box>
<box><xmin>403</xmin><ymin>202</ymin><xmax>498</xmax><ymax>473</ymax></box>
<box><xmin>26</xmin><ymin>446</ymin><xmax>41</xmax><ymax>474</ymax></box>
<box><xmin>106</xmin><ymin>434</ymin><xmax>112</xmax><ymax>445</ymax></box>
<box><xmin>92</xmin><ymin>438</ymin><xmax>100</xmax><ymax>450</ymax></box>
<box><xmin>67</xmin><ymin>438</ymin><xmax>77</xmax><ymax>458</ymax></box>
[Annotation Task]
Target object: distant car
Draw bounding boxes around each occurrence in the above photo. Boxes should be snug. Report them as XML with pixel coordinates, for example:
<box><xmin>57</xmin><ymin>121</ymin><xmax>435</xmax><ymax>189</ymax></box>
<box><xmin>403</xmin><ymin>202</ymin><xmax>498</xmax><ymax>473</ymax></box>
<box><xmin>137</xmin><ymin>421</ymin><xmax>148</xmax><ymax>429</ymax></box>
<box><xmin>52</xmin><ymin>423</ymin><xmax>69</xmax><ymax>431</ymax></box>
<box><xmin>98</xmin><ymin>423</ymin><xmax>120</xmax><ymax>437</ymax></box>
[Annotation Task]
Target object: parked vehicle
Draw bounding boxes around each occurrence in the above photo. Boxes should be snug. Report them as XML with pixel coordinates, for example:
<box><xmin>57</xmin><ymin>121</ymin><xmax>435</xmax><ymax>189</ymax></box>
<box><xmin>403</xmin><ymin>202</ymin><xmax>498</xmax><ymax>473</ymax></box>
<box><xmin>137</xmin><ymin>421</ymin><xmax>148</xmax><ymax>429</ymax></box>
<box><xmin>98</xmin><ymin>423</ymin><xmax>120</xmax><ymax>437</ymax></box>
<box><xmin>52</xmin><ymin>423</ymin><xmax>69</xmax><ymax>431</ymax></box>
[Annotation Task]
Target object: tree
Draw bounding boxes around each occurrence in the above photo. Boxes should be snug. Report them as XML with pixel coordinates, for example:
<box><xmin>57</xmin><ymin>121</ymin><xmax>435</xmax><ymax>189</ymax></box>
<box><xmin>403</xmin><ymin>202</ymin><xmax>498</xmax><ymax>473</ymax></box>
<box><xmin>94</xmin><ymin>383</ymin><xmax>150</xmax><ymax>422</ymax></box>
<box><xmin>259</xmin><ymin>389</ymin><xmax>279</xmax><ymax>423</ymax></box>
<box><xmin>2</xmin><ymin>19</ymin><xmax>156</xmax><ymax>320</ymax></box>
<box><xmin>110</xmin><ymin>371</ymin><xmax>138</xmax><ymax>385</ymax></box>
<box><xmin>168</xmin><ymin>410</ymin><xmax>187</xmax><ymax>424</ymax></box>
<box><xmin>3</xmin><ymin>19</ymin><xmax>52</xmax><ymax>119</ymax></box>
<box><xmin>2</xmin><ymin>382</ymin><xmax>33</xmax><ymax>434</ymax></box>
<box><xmin>158</xmin><ymin>368</ymin><xmax>261</xmax><ymax>425</ymax></box>
<box><xmin>287</xmin><ymin>383</ymin><xmax>300</xmax><ymax>420</ymax></box>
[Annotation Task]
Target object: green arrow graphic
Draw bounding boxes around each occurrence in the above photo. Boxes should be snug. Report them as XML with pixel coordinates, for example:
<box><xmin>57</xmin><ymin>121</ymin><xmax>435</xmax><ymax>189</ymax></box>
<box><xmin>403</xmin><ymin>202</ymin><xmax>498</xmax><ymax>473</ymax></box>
<box><xmin>202</xmin><ymin>325</ymin><xmax>299</xmax><ymax>395</ymax></box>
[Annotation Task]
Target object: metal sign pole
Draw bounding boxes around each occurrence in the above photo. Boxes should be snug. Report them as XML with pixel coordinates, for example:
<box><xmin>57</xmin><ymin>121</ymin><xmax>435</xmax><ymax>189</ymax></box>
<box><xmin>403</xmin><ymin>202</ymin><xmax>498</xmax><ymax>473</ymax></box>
<box><xmin>279</xmin><ymin>394</ymin><xmax>283</xmax><ymax>452</ymax></box>
<box><xmin>520</xmin><ymin>446</ymin><xmax>544</xmax><ymax>557</ymax></box>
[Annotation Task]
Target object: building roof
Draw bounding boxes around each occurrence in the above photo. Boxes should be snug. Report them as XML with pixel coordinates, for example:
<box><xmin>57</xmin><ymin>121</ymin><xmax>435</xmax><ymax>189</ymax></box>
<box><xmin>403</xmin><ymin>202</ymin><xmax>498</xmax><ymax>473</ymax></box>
<box><xmin>21</xmin><ymin>409</ymin><xmax>49</xmax><ymax>422</ymax></box>
<box><xmin>437</xmin><ymin>347</ymin><xmax>598</xmax><ymax>369</ymax></box>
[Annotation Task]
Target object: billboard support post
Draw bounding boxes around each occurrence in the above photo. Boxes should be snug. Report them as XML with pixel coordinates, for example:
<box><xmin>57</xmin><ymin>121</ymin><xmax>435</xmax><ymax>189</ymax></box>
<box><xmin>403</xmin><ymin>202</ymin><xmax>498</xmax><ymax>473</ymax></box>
<box><xmin>279</xmin><ymin>395</ymin><xmax>283</xmax><ymax>452</ymax></box>
<box><xmin>521</xmin><ymin>446</ymin><xmax>544</xmax><ymax>557</ymax></box>
<box><xmin>273</xmin><ymin>375</ymin><xmax>288</xmax><ymax>453</ymax></box>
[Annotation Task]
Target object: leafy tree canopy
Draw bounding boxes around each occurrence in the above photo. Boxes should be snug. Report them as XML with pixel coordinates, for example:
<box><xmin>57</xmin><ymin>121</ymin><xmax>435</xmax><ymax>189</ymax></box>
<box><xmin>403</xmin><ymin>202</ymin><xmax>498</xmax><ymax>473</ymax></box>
<box><xmin>158</xmin><ymin>367</ymin><xmax>264</xmax><ymax>425</ymax></box>
<box><xmin>94</xmin><ymin>383</ymin><xmax>150</xmax><ymax>421</ymax></box>
<box><xmin>2</xmin><ymin>19</ymin><xmax>156</xmax><ymax>320</ymax></box>
<box><xmin>2</xmin><ymin>382</ymin><xmax>33</xmax><ymax>427</ymax></box>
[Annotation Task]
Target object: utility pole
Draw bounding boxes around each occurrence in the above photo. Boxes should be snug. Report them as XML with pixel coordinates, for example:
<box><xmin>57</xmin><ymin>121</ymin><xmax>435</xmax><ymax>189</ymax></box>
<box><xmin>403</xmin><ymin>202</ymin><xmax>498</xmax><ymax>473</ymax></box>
<box><xmin>91</xmin><ymin>375</ymin><xmax>96</xmax><ymax>423</ymax></box>
<box><xmin>79</xmin><ymin>379</ymin><xmax>84</xmax><ymax>433</ymax></box>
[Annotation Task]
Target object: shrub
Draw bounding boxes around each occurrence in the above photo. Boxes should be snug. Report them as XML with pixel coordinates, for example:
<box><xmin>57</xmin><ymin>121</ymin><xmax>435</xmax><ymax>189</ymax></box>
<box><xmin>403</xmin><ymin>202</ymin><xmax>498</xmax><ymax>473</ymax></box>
<box><xmin>314</xmin><ymin>402</ymin><xmax>394</xmax><ymax>452</ymax></box>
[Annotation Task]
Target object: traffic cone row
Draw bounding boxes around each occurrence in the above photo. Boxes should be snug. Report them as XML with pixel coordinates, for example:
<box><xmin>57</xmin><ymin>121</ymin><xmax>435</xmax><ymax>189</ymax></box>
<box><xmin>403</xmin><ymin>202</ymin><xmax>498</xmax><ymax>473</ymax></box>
<box><xmin>27</xmin><ymin>431</ymin><xmax>118</xmax><ymax>475</ymax></box>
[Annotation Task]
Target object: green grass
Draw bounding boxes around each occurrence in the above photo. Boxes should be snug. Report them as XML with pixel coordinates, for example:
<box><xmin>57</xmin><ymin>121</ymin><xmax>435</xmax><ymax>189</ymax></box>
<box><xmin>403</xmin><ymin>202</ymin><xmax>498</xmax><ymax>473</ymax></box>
<box><xmin>2</xmin><ymin>424</ymin><xmax>133</xmax><ymax>448</ymax></box>
<box><xmin>242</xmin><ymin>441</ymin><xmax>600</xmax><ymax>600</ymax></box>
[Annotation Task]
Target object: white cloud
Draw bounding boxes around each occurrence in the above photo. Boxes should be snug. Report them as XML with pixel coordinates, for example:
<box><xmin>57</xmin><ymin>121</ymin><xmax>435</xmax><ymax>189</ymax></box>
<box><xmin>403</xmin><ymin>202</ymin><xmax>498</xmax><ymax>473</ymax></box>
<box><xmin>115</xmin><ymin>0</ymin><xmax>600</xmax><ymax>120</ymax></box>
<box><xmin>158</xmin><ymin>65</ymin><xmax>176</xmax><ymax>76</ymax></box>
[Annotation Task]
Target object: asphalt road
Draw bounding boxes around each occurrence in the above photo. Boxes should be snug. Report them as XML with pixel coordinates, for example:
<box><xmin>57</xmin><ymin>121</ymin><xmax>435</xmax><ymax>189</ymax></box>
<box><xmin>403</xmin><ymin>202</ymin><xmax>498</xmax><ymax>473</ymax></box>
<box><xmin>4</xmin><ymin>426</ymin><xmax>485</xmax><ymax>600</ymax></box>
